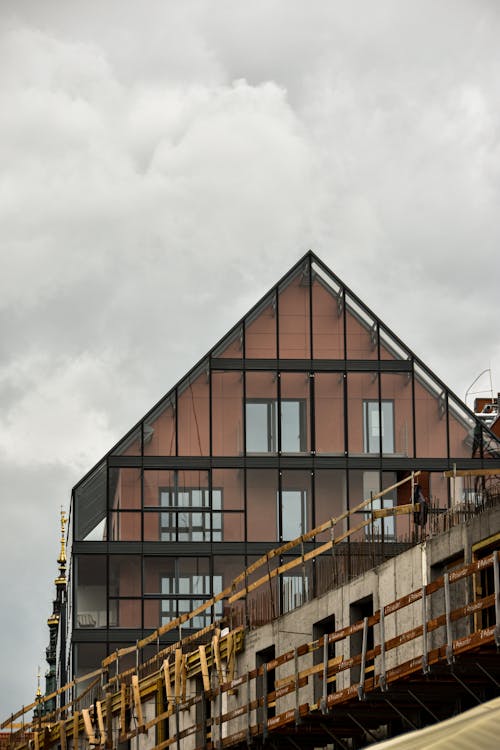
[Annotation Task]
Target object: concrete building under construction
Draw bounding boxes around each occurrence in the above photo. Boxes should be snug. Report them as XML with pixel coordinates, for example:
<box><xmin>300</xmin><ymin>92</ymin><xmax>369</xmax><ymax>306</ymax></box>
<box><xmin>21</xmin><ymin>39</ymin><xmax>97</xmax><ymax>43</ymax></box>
<box><xmin>3</xmin><ymin>252</ymin><xmax>500</xmax><ymax>748</ymax></box>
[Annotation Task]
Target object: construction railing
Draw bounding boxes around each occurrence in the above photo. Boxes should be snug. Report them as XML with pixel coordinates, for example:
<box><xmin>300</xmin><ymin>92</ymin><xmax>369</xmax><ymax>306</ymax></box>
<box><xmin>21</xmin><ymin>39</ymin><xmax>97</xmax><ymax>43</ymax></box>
<box><xmin>3</xmin><ymin>469</ymin><xmax>500</xmax><ymax>745</ymax></box>
<box><xmin>3</xmin><ymin>550</ymin><xmax>500</xmax><ymax>750</ymax></box>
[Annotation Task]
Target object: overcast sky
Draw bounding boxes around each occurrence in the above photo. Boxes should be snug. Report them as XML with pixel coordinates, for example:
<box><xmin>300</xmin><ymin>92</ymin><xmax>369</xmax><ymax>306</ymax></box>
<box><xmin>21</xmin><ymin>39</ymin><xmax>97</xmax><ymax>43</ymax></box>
<box><xmin>1</xmin><ymin>0</ymin><xmax>499</xmax><ymax>718</ymax></box>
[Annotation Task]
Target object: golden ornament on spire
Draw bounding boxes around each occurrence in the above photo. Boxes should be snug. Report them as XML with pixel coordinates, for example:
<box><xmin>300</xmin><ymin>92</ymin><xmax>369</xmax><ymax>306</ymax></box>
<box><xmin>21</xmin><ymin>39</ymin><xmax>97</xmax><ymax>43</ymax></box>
<box><xmin>55</xmin><ymin>508</ymin><xmax>68</xmax><ymax>587</ymax></box>
<box><xmin>58</xmin><ymin>507</ymin><xmax>67</xmax><ymax>565</ymax></box>
<box><xmin>36</xmin><ymin>667</ymin><xmax>42</xmax><ymax>699</ymax></box>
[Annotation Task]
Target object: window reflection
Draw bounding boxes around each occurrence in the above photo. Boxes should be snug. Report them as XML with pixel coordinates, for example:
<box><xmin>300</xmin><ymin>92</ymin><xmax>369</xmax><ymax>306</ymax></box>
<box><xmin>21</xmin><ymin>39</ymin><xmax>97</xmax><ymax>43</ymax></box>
<box><xmin>363</xmin><ymin>400</ymin><xmax>394</xmax><ymax>454</ymax></box>
<box><xmin>160</xmin><ymin>488</ymin><xmax>222</xmax><ymax>542</ymax></box>
<box><xmin>280</xmin><ymin>490</ymin><xmax>307</xmax><ymax>539</ymax></box>
<box><xmin>245</xmin><ymin>399</ymin><xmax>306</xmax><ymax>452</ymax></box>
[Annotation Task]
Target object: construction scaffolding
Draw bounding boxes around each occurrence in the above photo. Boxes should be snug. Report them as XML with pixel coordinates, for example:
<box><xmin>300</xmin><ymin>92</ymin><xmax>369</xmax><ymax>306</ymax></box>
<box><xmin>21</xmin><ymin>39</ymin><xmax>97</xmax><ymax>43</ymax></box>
<box><xmin>3</xmin><ymin>472</ymin><xmax>500</xmax><ymax>749</ymax></box>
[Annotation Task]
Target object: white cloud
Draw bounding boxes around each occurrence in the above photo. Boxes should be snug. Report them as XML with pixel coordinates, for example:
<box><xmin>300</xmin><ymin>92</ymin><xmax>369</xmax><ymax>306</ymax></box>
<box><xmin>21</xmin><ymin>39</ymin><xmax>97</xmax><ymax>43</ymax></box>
<box><xmin>0</xmin><ymin>0</ymin><xmax>499</xmax><ymax>718</ymax></box>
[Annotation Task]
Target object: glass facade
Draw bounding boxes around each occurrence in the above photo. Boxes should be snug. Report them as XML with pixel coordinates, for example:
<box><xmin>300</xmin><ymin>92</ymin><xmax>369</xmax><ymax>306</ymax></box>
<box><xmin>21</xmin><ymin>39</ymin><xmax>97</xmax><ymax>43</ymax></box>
<box><xmin>68</xmin><ymin>252</ymin><xmax>500</xmax><ymax>677</ymax></box>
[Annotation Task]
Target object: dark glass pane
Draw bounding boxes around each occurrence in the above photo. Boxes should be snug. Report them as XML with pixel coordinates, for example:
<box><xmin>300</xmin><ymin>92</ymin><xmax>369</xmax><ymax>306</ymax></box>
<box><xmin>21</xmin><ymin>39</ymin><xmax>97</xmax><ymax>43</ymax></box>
<box><xmin>278</xmin><ymin>264</ymin><xmax>311</xmax><ymax>359</ymax></box>
<box><xmin>110</xmin><ymin>511</ymin><xmax>142</xmax><ymax>541</ymax></box>
<box><xmin>247</xmin><ymin>469</ymin><xmax>278</xmax><ymax>542</ymax></box>
<box><xmin>74</xmin><ymin>555</ymin><xmax>106</xmax><ymax>629</ymax></box>
<box><xmin>363</xmin><ymin>401</ymin><xmax>394</xmax><ymax>454</ymax></box>
<box><xmin>245</xmin><ymin>293</ymin><xmax>277</xmax><ymax>358</ymax></box>
<box><xmin>109</xmin><ymin>556</ymin><xmax>141</xmax><ymax>597</ymax></box>
<box><xmin>281</xmin><ymin>403</ymin><xmax>301</xmax><ymax>451</ymax></box>
<box><xmin>347</xmin><ymin>373</ymin><xmax>379</xmax><ymax>455</ymax></box>
<box><xmin>314</xmin><ymin>470</ymin><xmax>347</xmax><ymax>539</ymax></box>
<box><xmin>448</xmin><ymin>396</ymin><xmax>477</xmax><ymax>459</ymax></box>
<box><xmin>212</xmin><ymin>469</ymin><xmax>244</xmax><ymax>510</ymax></box>
<box><xmin>311</xmin><ymin>261</ymin><xmax>344</xmax><ymax>359</ymax></box>
<box><xmin>109</xmin><ymin>467</ymin><xmax>141</xmax><ymax>510</ymax></box>
<box><xmin>279</xmin><ymin>470</ymin><xmax>311</xmax><ymax>541</ymax></box>
<box><xmin>212</xmin><ymin>370</ymin><xmax>243</xmax><ymax>455</ymax></box>
<box><xmin>73</xmin><ymin>643</ymin><xmax>107</xmax><ymax>681</ymax></box>
<box><xmin>281</xmin><ymin>490</ymin><xmax>305</xmax><ymax>539</ymax></box>
<box><xmin>381</xmin><ymin>373</ymin><xmax>413</xmax><ymax>456</ymax></box>
<box><xmin>74</xmin><ymin>461</ymin><xmax>106</xmax><ymax>541</ymax></box>
<box><xmin>346</xmin><ymin>293</ymin><xmax>377</xmax><ymax>360</ymax></box>
<box><xmin>280</xmin><ymin>372</ymin><xmax>309</xmax><ymax>452</ymax></box>
<box><xmin>144</xmin><ymin>470</ymin><xmax>213</xmax><ymax>541</ymax></box>
<box><xmin>143</xmin><ymin>396</ymin><xmax>176</xmax><ymax>456</ymax></box>
<box><xmin>245</xmin><ymin>372</ymin><xmax>277</xmax><ymax>453</ymax></box>
<box><xmin>414</xmin><ymin>363</ymin><xmax>447</xmax><ymax>457</ymax></box>
<box><xmin>246</xmin><ymin>402</ymin><xmax>272</xmax><ymax>451</ymax></box>
<box><xmin>315</xmin><ymin>373</ymin><xmax>344</xmax><ymax>454</ymax></box>
<box><xmin>177</xmin><ymin>363</ymin><xmax>210</xmax><ymax>455</ymax></box>
<box><xmin>109</xmin><ymin>599</ymin><xmax>141</xmax><ymax>628</ymax></box>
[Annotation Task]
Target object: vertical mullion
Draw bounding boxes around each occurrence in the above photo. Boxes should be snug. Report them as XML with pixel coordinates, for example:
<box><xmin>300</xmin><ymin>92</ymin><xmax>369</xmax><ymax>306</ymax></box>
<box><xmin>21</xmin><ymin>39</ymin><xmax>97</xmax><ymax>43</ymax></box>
<box><xmin>208</xmin><ymin>470</ymin><xmax>214</xmax><ymax>624</ymax></box>
<box><xmin>278</xmin><ymin>469</ymin><xmax>283</xmax><ymax>543</ymax></box>
<box><xmin>342</xmin><ymin>286</ymin><xmax>348</xmax><ymax>459</ymax></box>
<box><xmin>277</xmin><ymin>379</ymin><xmax>282</xmax><ymax>454</ymax></box>
<box><xmin>411</xmin><ymin>358</ymin><xmax>416</xmax><ymax>458</ymax></box>
<box><xmin>174</xmin><ymin>387</ymin><xmax>178</xmax><ymax>457</ymax></box>
<box><xmin>445</xmin><ymin>391</ymin><xmax>451</xmax><ymax>508</ymax></box>
<box><xmin>242</xmin><ymin>309</ymin><xmax>248</xmax><ymax>624</ymax></box>
<box><xmin>378</xmin><ymin>375</ymin><xmax>383</xmax><ymax>457</ymax></box>
<box><xmin>275</xmin><ymin>283</ymin><xmax>281</xmax><ymax>456</ymax></box>
<box><xmin>275</xmin><ymin>285</ymin><xmax>280</xmax><ymax>360</ymax></box>
<box><xmin>106</xmin><ymin>463</ymin><xmax>110</xmax><ymax>636</ymax></box>
<box><xmin>343</xmin><ymin>283</ymin><xmax>349</xmax><ymax>572</ymax></box>
<box><xmin>309</xmin><ymin>371</ymin><xmax>315</xmax><ymax>455</ymax></box>
<box><xmin>278</xmin><ymin>469</ymin><xmax>283</xmax><ymax>614</ymax></box>
<box><xmin>308</xmin><ymin>252</ymin><xmax>314</xmax><ymax>360</ymax></box>
<box><xmin>140</xmin><ymin>465</ymin><xmax>144</xmax><ymax>633</ymax></box>
<box><xmin>209</xmin><ymin>361</ymin><xmax>213</xmax><ymax>458</ymax></box>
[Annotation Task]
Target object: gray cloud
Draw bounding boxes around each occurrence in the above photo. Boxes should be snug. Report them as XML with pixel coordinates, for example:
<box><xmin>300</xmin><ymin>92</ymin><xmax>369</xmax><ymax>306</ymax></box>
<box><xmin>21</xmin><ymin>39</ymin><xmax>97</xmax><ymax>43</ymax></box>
<box><xmin>1</xmin><ymin>0</ymin><xmax>499</xmax><ymax>716</ymax></box>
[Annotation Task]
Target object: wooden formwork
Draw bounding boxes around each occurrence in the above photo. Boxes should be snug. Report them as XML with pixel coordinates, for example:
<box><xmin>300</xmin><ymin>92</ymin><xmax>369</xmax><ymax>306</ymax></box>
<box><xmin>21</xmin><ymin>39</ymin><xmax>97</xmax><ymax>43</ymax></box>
<box><xmin>3</xmin><ymin>551</ymin><xmax>500</xmax><ymax>750</ymax></box>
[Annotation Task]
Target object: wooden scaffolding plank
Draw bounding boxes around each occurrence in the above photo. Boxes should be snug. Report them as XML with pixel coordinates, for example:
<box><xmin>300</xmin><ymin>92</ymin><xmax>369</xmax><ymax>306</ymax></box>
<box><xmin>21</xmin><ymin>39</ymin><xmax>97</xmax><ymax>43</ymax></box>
<box><xmin>59</xmin><ymin>720</ymin><xmax>67</xmax><ymax>750</ymax></box>
<box><xmin>163</xmin><ymin>657</ymin><xmax>173</xmax><ymax>708</ymax></box>
<box><xmin>198</xmin><ymin>645</ymin><xmax>210</xmax><ymax>693</ymax></box>
<box><xmin>96</xmin><ymin>701</ymin><xmax>105</xmax><ymax>746</ymax></box>
<box><xmin>174</xmin><ymin>649</ymin><xmax>183</xmax><ymax>704</ymax></box>
<box><xmin>73</xmin><ymin>710</ymin><xmax>79</xmax><ymax>747</ymax></box>
<box><xmin>212</xmin><ymin>633</ymin><xmax>223</xmax><ymax>684</ymax></box>
<box><xmin>105</xmin><ymin>693</ymin><xmax>113</xmax><ymax>750</ymax></box>
<box><xmin>443</xmin><ymin>468</ymin><xmax>500</xmax><ymax>477</ymax></box>
<box><xmin>81</xmin><ymin>708</ymin><xmax>97</xmax><ymax>745</ymax></box>
<box><xmin>180</xmin><ymin>653</ymin><xmax>187</xmax><ymax>703</ymax></box>
<box><xmin>131</xmin><ymin>675</ymin><xmax>145</xmax><ymax>730</ymax></box>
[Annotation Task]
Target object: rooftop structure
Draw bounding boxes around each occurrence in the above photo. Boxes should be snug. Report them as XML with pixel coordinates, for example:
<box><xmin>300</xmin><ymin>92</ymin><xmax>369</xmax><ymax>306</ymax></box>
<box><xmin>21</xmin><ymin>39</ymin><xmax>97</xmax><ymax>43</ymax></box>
<box><xmin>36</xmin><ymin>252</ymin><xmax>500</xmax><ymax>709</ymax></box>
<box><xmin>67</xmin><ymin>251</ymin><xmax>500</xmax><ymax>686</ymax></box>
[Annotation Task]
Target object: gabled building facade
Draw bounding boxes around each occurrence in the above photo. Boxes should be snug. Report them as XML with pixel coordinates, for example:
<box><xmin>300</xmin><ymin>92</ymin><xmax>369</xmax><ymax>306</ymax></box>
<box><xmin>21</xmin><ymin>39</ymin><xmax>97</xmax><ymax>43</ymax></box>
<box><xmin>67</xmin><ymin>252</ymin><xmax>500</xmax><ymax>686</ymax></box>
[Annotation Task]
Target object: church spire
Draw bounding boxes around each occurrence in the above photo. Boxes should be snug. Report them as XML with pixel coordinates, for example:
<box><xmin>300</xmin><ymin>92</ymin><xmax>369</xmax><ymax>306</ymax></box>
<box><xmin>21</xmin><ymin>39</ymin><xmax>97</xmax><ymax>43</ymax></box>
<box><xmin>55</xmin><ymin>508</ymin><xmax>67</xmax><ymax>587</ymax></box>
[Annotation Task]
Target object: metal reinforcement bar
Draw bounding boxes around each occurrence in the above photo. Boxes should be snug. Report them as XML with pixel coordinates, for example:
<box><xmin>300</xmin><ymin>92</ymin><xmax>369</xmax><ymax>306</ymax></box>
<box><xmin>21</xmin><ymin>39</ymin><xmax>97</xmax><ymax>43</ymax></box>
<box><xmin>3</xmin><ymin>551</ymin><xmax>499</xmax><ymax>750</ymax></box>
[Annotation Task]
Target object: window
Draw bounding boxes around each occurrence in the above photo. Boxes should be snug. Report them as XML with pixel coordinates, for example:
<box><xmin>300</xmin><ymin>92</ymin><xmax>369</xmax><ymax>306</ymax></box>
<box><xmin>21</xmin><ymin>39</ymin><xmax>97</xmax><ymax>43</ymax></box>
<box><xmin>363</xmin><ymin>400</ymin><xmax>394</xmax><ymax>453</ymax></box>
<box><xmin>246</xmin><ymin>399</ymin><xmax>306</xmax><ymax>452</ymax></box>
<box><xmin>281</xmin><ymin>574</ymin><xmax>308</xmax><ymax>613</ymax></box>
<box><xmin>161</xmin><ymin>573</ymin><xmax>223</xmax><ymax>629</ymax></box>
<box><xmin>160</xmin><ymin>488</ymin><xmax>222</xmax><ymax>541</ymax></box>
<box><xmin>365</xmin><ymin>497</ymin><xmax>395</xmax><ymax>539</ymax></box>
<box><xmin>279</xmin><ymin>489</ymin><xmax>307</xmax><ymax>540</ymax></box>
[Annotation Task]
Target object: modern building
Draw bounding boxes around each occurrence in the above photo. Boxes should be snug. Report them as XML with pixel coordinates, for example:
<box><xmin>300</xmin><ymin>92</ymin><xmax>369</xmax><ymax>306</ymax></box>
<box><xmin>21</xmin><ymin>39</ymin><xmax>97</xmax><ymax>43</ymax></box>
<box><xmin>64</xmin><ymin>251</ymin><xmax>500</xmax><ymax>689</ymax></box>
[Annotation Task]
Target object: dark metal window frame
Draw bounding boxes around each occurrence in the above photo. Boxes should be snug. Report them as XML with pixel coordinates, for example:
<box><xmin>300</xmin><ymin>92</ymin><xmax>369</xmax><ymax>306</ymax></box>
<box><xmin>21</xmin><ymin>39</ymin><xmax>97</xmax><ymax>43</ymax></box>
<box><xmin>278</xmin><ymin>487</ymin><xmax>308</xmax><ymax>541</ymax></box>
<box><xmin>245</xmin><ymin>397</ymin><xmax>307</xmax><ymax>453</ymax></box>
<box><xmin>363</xmin><ymin>399</ymin><xmax>395</xmax><ymax>454</ymax></box>
<box><xmin>159</xmin><ymin>486</ymin><xmax>222</xmax><ymax>542</ymax></box>
<box><xmin>160</xmin><ymin>566</ymin><xmax>222</xmax><ymax>628</ymax></box>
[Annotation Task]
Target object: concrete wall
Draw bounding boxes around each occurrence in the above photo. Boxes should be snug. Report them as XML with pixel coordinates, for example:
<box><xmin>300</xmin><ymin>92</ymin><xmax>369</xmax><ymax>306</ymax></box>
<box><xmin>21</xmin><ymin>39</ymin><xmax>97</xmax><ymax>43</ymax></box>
<box><xmin>206</xmin><ymin>504</ymin><xmax>500</xmax><ymax>740</ymax></box>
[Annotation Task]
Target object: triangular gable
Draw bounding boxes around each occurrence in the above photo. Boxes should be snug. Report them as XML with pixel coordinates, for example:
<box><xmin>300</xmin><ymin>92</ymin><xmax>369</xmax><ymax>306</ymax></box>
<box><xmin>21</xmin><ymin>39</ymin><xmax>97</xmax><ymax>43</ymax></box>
<box><xmin>74</xmin><ymin>251</ymin><xmax>500</xmax><ymax>491</ymax></box>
